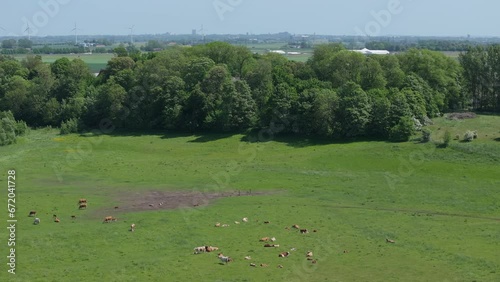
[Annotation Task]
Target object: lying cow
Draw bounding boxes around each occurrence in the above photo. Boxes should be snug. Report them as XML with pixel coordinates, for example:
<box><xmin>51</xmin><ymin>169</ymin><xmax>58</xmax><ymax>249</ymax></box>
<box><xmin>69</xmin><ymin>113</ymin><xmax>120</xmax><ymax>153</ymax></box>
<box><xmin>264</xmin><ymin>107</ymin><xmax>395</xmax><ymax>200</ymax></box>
<box><xmin>300</xmin><ymin>229</ymin><xmax>309</xmax><ymax>234</ymax></box>
<box><xmin>278</xmin><ymin>251</ymin><xmax>290</xmax><ymax>258</ymax></box>
<box><xmin>78</xmin><ymin>198</ymin><xmax>87</xmax><ymax>204</ymax></box>
<box><xmin>33</xmin><ymin>218</ymin><xmax>40</xmax><ymax>225</ymax></box>
<box><xmin>206</xmin><ymin>246</ymin><xmax>218</xmax><ymax>252</ymax></box>
<box><xmin>193</xmin><ymin>246</ymin><xmax>207</xmax><ymax>254</ymax></box>
<box><xmin>264</xmin><ymin>244</ymin><xmax>280</xmax><ymax>248</ymax></box>
<box><xmin>260</xmin><ymin>237</ymin><xmax>270</xmax><ymax>242</ymax></box>
<box><xmin>217</xmin><ymin>253</ymin><xmax>233</xmax><ymax>264</ymax></box>
<box><xmin>28</xmin><ymin>210</ymin><xmax>36</xmax><ymax>217</ymax></box>
<box><xmin>79</xmin><ymin>203</ymin><xmax>87</xmax><ymax>209</ymax></box>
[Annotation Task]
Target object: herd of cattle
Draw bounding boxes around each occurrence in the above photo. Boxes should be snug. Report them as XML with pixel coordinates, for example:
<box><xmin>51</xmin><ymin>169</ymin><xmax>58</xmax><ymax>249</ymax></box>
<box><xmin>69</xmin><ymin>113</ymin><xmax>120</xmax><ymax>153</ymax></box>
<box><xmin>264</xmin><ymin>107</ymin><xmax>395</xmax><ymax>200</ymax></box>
<box><xmin>193</xmin><ymin>219</ymin><xmax>320</xmax><ymax>267</ymax></box>
<box><xmin>29</xmin><ymin>198</ymin><xmax>137</xmax><ymax>232</ymax></box>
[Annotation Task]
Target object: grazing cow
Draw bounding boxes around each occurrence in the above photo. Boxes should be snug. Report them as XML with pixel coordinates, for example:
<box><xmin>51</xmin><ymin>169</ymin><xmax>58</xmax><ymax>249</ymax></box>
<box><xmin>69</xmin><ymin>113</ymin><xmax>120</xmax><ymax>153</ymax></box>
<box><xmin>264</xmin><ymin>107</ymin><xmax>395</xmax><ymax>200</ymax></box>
<box><xmin>260</xmin><ymin>263</ymin><xmax>268</xmax><ymax>267</ymax></box>
<box><xmin>222</xmin><ymin>224</ymin><xmax>229</xmax><ymax>227</ymax></box>
<box><xmin>250</xmin><ymin>263</ymin><xmax>256</xmax><ymax>267</ymax></box>
<box><xmin>130</xmin><ymin>223</ymin><xmax>136</xmax><ymax>232</ymax></box>
<box><xmin>214</xmin><ymin>223</ymin><xmax>221</xmax><ymax>227</ymax></box>
<box><xmin>244</xmin><ymin>256</ymin><xmax>251</xmax><ymax>260</ymax></box>
<box><xmin>278</xmin><ymin>252</ymin><xmax>290</xmax><ymax>258</ymax></box>
<box><xmin>306</xmin><ymin>251</ymin><xmax>313</xmax><ymax>257</ymax></box>
<box><xmin>292</xmin><ymin>224</ymin><xmax>300</xmax><ymax>229</ymax></box>
<box><xmin>242</xmin><ymin>217</ymin><xmax>248</xmax><ymax>222</ymax></box>
<box><xmin>386</xmin><ymin>238</ymin><xmax>395</xmax><ymax>243</ymax></box>
<box><xmin>193</xmin><ymin>246</ymin><xmax>207</xmax><ymax>254</ymax></box>
<box><xmin>78</xmin><ymin>199</ymin><xmax>87</xmax><ymax>204</ymax></box>
<box><xmin>71</xmin><ymin>215</ymin><xmax>76</xmax><ymax>219</ymax></box>
<box><xmin>234</xmin><ymin>221</ymin><xmax>240</xmax><ymax>224</ymax></box>
<box><xmin>54</xmin><ymin>217</ymin><xmax>60</xmax><ymax>223</ymax></box>
<box><xmin>260</xmin><ymin>237</ymin><xmax>270</xmax><ymax>242</ymax></box>
<box><xmin>300</xmin><ymin>229</ymin><xmax>309</xmax><ymax>234</ymax></box>
<box><xmin>103</xmin><ymin>216</ymin><xmax>116</xmax><ymax>223</ymax></box>
<box><xmin>278</xmin><ymin>264</ymin><xmax>284</xmax><ymax>268</ymax></box>
<box><xmin>264</xmin><ymin>221</ymin><xmax>270</xmax><ymax>224</ymax></box>
<box><xmin>78</xmin><ymin>203</ymin><xmax>87</xmax><ymax>209</ymax></box>
<box><xmin>217</xmin><ymin>253</ymin><xmax>233</xmax><ymax>264</ymax></box>
<box><xmin>271</xmin><ymin>237</ymin><xmax>276</xmax><ymax>242</ymax></box>
<box><xmin>33</xmin><ymin>218</ymin><xmax>40</xmax><ymax>225</ymax></box>
<box><xmin>28</xmin><ymin>210</ymin><xmax>36</xmax><ymax>217</ymax></box>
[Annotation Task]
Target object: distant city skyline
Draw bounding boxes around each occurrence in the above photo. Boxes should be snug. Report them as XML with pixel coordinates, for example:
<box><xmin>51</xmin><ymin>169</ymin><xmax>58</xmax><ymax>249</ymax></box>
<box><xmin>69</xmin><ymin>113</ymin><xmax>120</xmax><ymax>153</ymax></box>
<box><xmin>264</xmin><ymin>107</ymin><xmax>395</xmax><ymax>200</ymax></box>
<box><xmin>1</xmin><ymin>0</ymin><xmax>499</xmax><ymax>37</ymax></box>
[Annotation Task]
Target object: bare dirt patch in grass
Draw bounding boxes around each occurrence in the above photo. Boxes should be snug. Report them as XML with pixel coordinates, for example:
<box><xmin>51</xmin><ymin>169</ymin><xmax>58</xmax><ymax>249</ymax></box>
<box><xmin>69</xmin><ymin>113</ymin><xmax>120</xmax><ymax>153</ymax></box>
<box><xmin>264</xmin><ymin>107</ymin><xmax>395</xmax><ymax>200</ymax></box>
<box><xmin>446</xmin><ymin>112</ymin><xmax>477</xmax><ymax>120</ymax></box>
<box><xmin>99</xmin><ymin>189</ymin><xmax>279</xmax><ymax>214</ymax></box>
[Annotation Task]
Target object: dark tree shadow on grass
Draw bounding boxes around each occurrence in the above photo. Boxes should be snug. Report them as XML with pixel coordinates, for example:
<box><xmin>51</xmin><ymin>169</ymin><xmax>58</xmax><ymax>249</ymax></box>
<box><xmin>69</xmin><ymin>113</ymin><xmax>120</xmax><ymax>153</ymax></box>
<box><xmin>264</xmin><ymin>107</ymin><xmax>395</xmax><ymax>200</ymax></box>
<box><xmin>187</xmin><ymin>133</ymin><xmax>236</xmax><ymax>143</ymax></box>
<box><xmin>240</xmin><ymin>130</ymin><xmax>388</xmax><ymax>148</ymax></box>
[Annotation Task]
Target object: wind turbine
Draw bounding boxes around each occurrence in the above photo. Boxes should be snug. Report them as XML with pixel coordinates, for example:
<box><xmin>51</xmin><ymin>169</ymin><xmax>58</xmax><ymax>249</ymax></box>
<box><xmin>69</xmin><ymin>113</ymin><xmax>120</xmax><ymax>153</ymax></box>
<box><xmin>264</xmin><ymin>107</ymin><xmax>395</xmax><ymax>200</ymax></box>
<box><xmin>128</xmin><ymin>25</ymin><xmax>135</xmax><ymax>44</ymax></box>
<box><xmin>198</xmin><ymin>25</ymin><xmax>206</xmax><ymax>42</ymax></box>
<box><xmin>70</xmin><ymin>23</ymin><xmax>81</xmax><ymax>45</ymax></box>
<box><xmin>24</xmin><ymin>23</ymin><xmax>31</xmax><ymax>40</ymax></box>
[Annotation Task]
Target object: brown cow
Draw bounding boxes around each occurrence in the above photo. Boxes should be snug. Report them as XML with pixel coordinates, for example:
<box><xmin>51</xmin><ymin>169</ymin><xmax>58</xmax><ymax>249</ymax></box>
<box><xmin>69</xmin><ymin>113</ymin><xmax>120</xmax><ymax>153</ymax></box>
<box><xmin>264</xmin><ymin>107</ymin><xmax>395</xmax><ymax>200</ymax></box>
<box><xmin>386</xmin><ymin>238</ymin><xmax>395</xmax><ymax>243</ymax></box>
<box><xmin>264</xmin><ymin>244</ymin><xmax>280</xmax><ymax>248</ymax></box>
<box><xmin>78</xmin><ymin>199</ymin><xmax>87</xmax><ymax>204</ymax></box>
<box><xmin>28</xmin><ymin>210</ymin><xmax>37</xmax><ymax>217</ymax></box>
<box><xmin>206</xmin><ymin>246</ymin><xmax>219</xmax><ymax>252</ymax></box>
<box><xmin>292</xmin><ymin>224</ymin><xmax>300</xmax><ymax>229</ymax></box>
<box><xmin>79</xmin><ymin>203</ymin><xmax>87</xmax><ymax>209</ymax></box>
<box><xmin>54</xmin><ymin>217</ymin><xmax>60</xmax><ymax>223</ymax></box>
<box><xmin>300</xmin><ymin>229</ymin><xmax>308</xmax><ymax>234</ymax></box>
<box><xmin>278</xmin><ymin>252</ymin><xmax>290</xmax><ymax>258</ymax></box>
<box><xmin>103</xmin><ymin>216</ymin><xmax>116</xmax><ymax>223</ymax></box>
<box><xmin>260</xmin><ymin>237</ymin><xmax>270</xmax><ymax>242</ymax></box>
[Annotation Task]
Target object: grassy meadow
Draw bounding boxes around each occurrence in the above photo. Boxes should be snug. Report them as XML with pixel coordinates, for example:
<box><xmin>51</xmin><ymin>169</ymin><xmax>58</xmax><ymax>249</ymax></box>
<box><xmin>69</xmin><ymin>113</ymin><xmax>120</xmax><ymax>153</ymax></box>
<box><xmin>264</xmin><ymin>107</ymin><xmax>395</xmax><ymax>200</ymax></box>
<box><xmin>0</xmin><ymin>115</ymin><xmax>499</xmax><ymax>281</ymax></box>
<box><xmin>13</xmin><ymin>53</ymin><xmax>115</xmax><ymax>73</ymax></box>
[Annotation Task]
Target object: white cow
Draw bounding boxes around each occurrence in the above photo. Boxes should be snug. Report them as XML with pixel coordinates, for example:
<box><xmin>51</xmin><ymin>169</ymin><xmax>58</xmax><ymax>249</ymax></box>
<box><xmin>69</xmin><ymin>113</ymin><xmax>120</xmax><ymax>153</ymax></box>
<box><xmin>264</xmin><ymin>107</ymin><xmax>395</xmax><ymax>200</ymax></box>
<box><xmin>34</xmin><ymin>218</ymin><xmax>40</xmax><ymax>225</ymax></box>
<box><xmin>217</xmin><ymin>253</ymin><xmax>232</xmax><ymax>264</ymax></box>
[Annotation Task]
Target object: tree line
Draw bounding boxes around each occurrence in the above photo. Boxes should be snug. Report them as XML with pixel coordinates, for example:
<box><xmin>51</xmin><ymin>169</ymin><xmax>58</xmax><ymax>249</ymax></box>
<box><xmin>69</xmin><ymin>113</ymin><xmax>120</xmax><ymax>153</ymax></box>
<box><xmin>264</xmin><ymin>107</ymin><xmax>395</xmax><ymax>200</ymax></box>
<box><xmin>0</xmin><ymin>42</ymin><xmax>497</xmax><ymax>145</ymax></box>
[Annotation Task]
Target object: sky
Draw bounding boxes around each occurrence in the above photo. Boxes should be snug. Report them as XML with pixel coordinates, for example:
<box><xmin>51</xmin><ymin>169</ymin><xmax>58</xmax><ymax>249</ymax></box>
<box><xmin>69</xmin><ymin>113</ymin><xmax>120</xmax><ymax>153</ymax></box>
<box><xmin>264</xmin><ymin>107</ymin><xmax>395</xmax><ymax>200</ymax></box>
<box><xmin>1</xmin><ymin>0</ymin><xmax>499</xmax><ymax>37</ymax></box>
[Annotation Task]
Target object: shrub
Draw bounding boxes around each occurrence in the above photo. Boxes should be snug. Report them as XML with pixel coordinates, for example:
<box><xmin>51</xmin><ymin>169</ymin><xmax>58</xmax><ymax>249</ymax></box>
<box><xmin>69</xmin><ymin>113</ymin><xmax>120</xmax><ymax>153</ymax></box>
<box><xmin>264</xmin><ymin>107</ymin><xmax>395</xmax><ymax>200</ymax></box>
<box><xmin>60</xmin><ymin>118</ymin><xmax>80</xmax><ymax>135</ymax></box>
<box><xmin>464</xmin><ymin>130</ymin><xmax>475</xmax><ymax>142</ymax></box>
<box><xmin>443</xmin><ymin>130</ymin><xmax>451</xmax><ymax>147</ymax></box>
<box><xmin>421</xmin><ymin>128</ymin><xmax>431</xmax><ymax>143</ymax></box>
<box><xmin>15</xmin><ymin>120</ymin><xmax>29</xmax><ymax>136</ymax></box>
<box><xmin>389</xmin><ymin>116</ymin><xmax>415</xmax><ymax>142</ymax></box>
<box><xmin>0</xmin><ymin>111</ymin><xmax>28</xmax><ymax>146</ymax></box>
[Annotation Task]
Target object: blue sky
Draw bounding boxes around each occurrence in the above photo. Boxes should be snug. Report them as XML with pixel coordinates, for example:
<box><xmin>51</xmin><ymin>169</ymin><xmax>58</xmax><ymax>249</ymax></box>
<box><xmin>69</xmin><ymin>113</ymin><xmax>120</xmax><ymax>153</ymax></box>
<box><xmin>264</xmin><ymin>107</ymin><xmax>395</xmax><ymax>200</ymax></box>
<box><xmin>1</xmin><ymin>0</ymin><xmax>498</xmax><ymax>37</ymax></box>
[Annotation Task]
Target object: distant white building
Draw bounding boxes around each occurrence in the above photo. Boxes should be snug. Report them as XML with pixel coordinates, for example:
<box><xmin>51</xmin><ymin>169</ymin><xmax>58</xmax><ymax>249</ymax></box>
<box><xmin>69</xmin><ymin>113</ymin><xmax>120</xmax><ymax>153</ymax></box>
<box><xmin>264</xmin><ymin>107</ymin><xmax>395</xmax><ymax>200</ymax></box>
<box><xmin>270</xmin><ymin>50</ymin><xmax>286</xmax><ymax>55</ymax></box>
<box><xmin>353</xmin><ymin>48</ymin><xmax>390</xmax><ymax>55</ymax></box>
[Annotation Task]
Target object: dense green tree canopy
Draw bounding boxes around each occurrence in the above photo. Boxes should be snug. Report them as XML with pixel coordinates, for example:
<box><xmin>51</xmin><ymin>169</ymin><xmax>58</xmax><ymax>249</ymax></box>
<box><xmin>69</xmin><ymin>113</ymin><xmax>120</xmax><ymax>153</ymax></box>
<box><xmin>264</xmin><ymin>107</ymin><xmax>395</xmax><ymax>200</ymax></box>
<box><xmin>0</xmin><ymin>42</ymin><xmax>496</xmax><ymax>142</ymax></box>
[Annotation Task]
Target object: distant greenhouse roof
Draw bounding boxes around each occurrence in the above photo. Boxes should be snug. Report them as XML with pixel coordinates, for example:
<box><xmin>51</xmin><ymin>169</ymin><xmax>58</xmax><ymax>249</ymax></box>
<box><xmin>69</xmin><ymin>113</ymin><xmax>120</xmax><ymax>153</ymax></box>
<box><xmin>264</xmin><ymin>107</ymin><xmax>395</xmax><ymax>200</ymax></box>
<box><xmin>353</xmin><ymin>48</ymin><xmax>390</xmax><ymax>55</ymax></box>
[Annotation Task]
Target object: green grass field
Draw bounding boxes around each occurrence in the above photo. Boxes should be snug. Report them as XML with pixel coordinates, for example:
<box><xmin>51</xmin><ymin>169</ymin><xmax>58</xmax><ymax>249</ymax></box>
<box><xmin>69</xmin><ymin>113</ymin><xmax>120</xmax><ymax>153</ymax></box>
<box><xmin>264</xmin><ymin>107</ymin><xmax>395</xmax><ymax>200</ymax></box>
<box><xmin>13</xmin><ymin>53</ymin><xmax>115</xmax><ymax>73</ymax></box>
<box><xmin>0</xmin><ymin>115</ymin><xmax>499</xmax><ymax>281</ymax></box>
